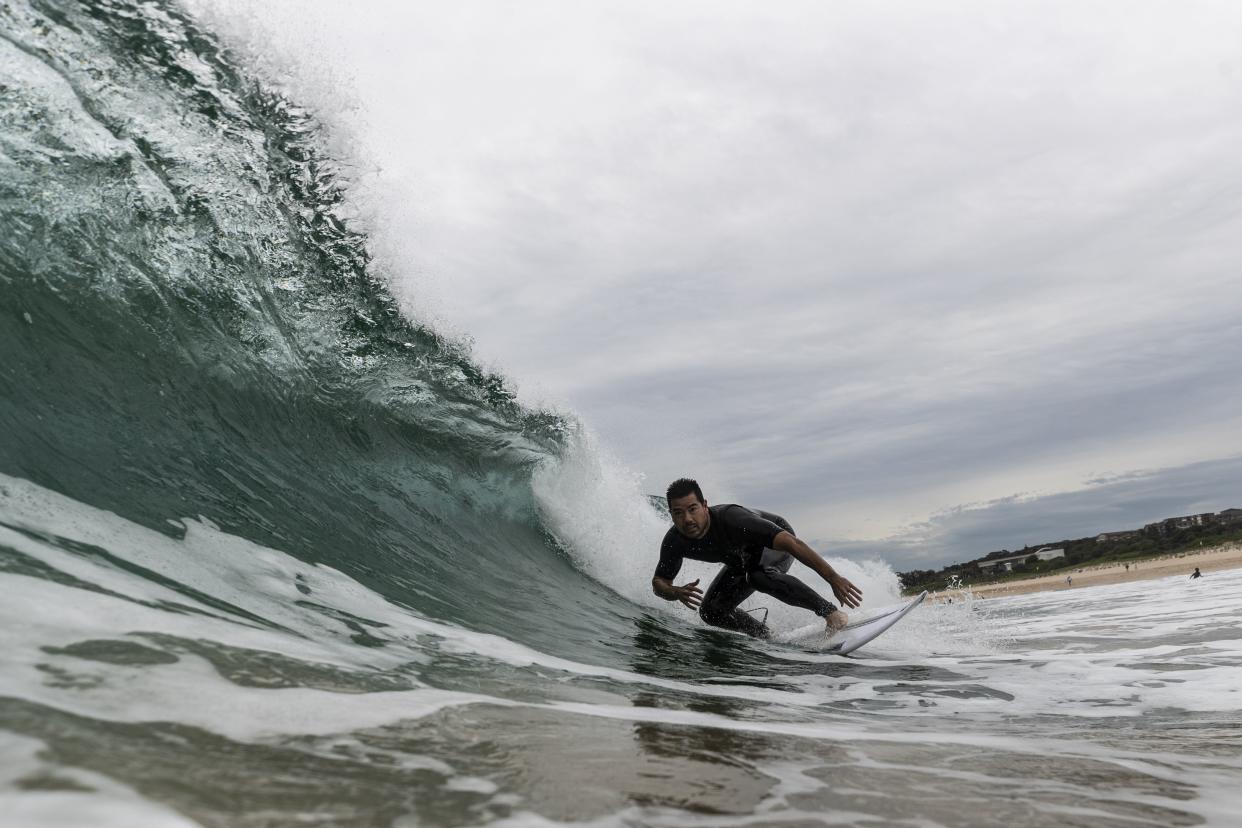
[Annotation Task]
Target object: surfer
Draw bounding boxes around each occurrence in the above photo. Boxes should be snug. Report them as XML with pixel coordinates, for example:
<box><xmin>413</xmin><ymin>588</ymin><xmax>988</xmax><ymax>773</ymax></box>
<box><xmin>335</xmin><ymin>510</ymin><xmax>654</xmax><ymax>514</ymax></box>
<box><xmin>1190</xmin><ymin>567</ymin><xmax>1202</xmax><ymax>579</ymax></box>
<box><xmin>652</xmin><ymin>478</ymin><xmax>862</xmax><ymax>638</ymax></box>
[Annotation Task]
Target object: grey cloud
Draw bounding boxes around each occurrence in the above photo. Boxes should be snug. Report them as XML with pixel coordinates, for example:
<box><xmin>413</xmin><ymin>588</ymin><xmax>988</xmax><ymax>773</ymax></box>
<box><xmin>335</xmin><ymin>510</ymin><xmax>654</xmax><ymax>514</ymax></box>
<box><xmin>579</xmin><ymin>301</ymin><xmax>1241</xmax><ymax>470</ymax></box>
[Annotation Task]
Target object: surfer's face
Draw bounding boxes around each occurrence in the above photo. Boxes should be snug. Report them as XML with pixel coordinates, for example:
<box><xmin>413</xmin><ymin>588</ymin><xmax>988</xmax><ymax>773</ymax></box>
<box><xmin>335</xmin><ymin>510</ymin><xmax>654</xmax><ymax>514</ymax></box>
<box><xmin>669</xmin><ymin>494</ymin><xmax>710</xmax><ymax>539</ymax></box>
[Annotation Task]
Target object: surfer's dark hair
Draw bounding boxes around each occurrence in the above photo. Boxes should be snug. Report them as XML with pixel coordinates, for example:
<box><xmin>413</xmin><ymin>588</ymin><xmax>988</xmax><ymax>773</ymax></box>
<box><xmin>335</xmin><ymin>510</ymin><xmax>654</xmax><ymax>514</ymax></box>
<box><xmin>666</xmin><ymin>478</ymin><xmax>704</xmax><ymax>503</ymax></box>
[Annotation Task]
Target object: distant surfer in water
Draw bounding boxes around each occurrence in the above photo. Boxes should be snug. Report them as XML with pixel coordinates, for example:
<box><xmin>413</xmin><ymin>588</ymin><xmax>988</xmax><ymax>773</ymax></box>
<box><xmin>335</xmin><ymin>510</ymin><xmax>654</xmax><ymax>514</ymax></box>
<box><xmin>1190</xmin><ymin>567</ymin><xmax>1202</xmax><ymax>579</ymax></box>
<box><xmin>651</xmin><ymin>478</ymin><xmax>862</xmax><ymax>638</ymax></box>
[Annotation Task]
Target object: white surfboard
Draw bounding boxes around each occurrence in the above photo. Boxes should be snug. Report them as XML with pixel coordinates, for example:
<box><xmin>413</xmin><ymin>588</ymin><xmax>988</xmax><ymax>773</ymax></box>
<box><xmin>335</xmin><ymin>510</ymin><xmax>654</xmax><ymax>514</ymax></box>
<box><xmin>828</xmin><ymin>590</ymin><xmax>927</xmax><ymax>654</ymax></box>
<box><xmin>776</xmin><ymin>591</ymin><xmax>927</xmax><ymax>654</ymax></box>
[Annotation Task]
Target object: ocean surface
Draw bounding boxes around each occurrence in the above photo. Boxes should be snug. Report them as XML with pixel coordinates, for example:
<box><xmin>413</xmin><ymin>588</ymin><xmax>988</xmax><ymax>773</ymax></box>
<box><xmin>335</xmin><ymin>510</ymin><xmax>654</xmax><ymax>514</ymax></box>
<box><xmin>2</xmin><ymin>2</ymin><xmax>1240</xmax><ymax>826</ymax></box>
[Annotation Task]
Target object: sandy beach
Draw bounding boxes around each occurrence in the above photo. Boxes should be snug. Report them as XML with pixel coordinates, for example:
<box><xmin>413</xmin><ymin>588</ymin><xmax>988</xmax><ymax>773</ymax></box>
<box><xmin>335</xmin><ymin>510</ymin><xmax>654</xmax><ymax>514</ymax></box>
<box><xmin>931</xmin><ymin>541</ymin><xmax>1242</xmax><ymax>601</ymax></box>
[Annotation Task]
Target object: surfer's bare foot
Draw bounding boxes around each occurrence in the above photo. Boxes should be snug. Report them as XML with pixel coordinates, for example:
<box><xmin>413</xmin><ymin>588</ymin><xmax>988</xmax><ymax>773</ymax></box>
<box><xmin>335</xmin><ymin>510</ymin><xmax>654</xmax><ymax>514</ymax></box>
<box><xmin>825</xmin><ymin>610</ymin><xmax>849</xmax><ymax>633</ymax></box>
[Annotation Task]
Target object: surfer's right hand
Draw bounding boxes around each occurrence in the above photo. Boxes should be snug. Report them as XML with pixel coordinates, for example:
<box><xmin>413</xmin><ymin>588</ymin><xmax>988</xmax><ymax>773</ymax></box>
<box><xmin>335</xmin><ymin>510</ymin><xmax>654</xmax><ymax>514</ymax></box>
<box><xmin>673</xmin><ymin>579</ymin><xmax>702</xmax><ymax>610</ymax></box>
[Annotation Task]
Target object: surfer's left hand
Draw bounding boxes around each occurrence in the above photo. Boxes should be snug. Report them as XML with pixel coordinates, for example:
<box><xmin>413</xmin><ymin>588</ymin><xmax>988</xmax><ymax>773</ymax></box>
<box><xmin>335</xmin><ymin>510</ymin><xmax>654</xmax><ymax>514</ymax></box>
<box><xmin>828</xmin><ymin>575</ymin><xmax>862</xmax><ymax>608</ymax></box>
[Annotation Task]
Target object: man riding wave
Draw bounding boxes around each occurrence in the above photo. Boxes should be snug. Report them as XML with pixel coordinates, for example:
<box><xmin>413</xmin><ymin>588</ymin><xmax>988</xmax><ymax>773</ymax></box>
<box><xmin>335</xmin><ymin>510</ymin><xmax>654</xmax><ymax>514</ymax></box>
<box><xmin>652</xmin><ymin>478</ymin><xmax>862</xmax><ymax>638</ymax></box>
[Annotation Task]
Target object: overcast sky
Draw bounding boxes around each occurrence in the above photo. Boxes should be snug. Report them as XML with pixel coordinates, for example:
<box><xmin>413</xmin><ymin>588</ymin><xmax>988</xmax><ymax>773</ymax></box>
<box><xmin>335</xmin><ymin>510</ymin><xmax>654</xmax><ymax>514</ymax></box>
<box><xmin>198</xmin><ymin>1</ymin><xmax>1242</xmax><ymax>570</ymax></box>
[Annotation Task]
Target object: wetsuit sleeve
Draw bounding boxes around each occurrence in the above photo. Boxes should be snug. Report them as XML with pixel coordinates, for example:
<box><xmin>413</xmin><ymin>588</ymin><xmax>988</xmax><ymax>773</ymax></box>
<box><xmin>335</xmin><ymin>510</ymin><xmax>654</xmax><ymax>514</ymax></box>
<box><xmin>654</xmin><ymin>532</ymin><xmax>683</xmax><ymax>581</ymax></box>
<box><xmin>718</xmin><ymin>506</ymin><xmax>785</xmax><ymax>549</ymax></box>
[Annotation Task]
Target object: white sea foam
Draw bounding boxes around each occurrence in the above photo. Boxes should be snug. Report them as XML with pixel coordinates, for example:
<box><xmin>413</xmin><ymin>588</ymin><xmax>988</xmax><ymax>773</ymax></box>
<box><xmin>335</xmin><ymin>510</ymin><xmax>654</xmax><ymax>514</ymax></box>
<box><xmin>0</xmin><ymin>733</ymin><xmax>202</xmax><ymax>828</ymax></box>
<box><xmin>0</xmin><ymin>472</ymin><xmax>872</xmax><ymax>741</ymax></box>
<box><xmin>3</xmin><ymin>470</ymin><xmax>1239</xmax><ymax>825</ymax></box>
<box><xmin>8</xmin><ymin>470</ymin><xmax>1240</xmax><ymax>734</ymax></box>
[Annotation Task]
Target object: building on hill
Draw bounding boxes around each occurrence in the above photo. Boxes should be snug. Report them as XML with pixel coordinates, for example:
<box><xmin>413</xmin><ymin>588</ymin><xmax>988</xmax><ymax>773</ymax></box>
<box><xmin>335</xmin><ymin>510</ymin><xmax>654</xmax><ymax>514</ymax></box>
<box><xmin>977</xmin><ymin>547</ymin><xmax>1065</xmax><ymax>574</ymax></box>
<box><xmin>1146</xmin><ymin>513</ymin><xmax>1217</xmax><ymax>534</ymax></box>
<box><xmin>1218</xmin><ymin>508</ymin><xmax>1242</xmax><ymax>524</ymax></box>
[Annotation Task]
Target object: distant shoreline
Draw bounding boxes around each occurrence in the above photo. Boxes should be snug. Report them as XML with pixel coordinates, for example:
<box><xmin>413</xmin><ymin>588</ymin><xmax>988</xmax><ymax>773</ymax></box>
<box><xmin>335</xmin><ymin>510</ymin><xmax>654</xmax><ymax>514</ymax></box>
<box><xmin>926</xmin><ymin>541</ymin><xmax>1241</xmax><ymax>601</ymax></box>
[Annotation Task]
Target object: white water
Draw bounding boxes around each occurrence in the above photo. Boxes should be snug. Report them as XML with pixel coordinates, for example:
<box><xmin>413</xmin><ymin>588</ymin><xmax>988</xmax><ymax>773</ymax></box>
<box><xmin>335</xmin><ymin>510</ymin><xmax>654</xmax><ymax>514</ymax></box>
<box><xmin>3</xmin><ymin>472</ymin><xmax>1240</xmax><ymax>825</ymax></box>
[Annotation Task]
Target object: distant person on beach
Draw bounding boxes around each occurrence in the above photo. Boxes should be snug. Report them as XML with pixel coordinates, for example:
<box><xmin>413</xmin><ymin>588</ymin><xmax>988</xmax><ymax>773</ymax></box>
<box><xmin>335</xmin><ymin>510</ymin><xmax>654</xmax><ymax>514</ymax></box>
<box><xmin>1190</xmin><ymin>567</ymin><xmax>1202</xmax><ymax>579</ymax></box>
<box><xmin>1066</xmin><ymin>575</ymin><xmax>1072</xmax><ymax>586</ymax></box>
<box><xmin>652</xmin><ymin>478</ymin><xmax>862</xmax><ymax>639</ymax></box>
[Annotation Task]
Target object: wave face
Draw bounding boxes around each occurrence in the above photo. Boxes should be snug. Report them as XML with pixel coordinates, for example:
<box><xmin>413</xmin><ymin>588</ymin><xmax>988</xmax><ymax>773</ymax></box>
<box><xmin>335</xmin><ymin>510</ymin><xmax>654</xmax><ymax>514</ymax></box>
<box><xmin>3</xmin><ymin>4</ymin><xmax>1238</xmax><ymax>827</ymax></box>
<box><xmin>0</xmin><ymin>0</ymin><xmax>632</xmax><ymax>656</ymax></box>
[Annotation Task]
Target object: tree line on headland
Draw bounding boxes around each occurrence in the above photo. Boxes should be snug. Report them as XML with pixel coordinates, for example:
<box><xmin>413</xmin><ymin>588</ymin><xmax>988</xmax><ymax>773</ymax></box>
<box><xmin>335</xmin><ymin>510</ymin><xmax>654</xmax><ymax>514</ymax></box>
<box><xmin>898</xmin><ymin>509</ymin><xmax>1242</xmax><ymax>594</ymax></box>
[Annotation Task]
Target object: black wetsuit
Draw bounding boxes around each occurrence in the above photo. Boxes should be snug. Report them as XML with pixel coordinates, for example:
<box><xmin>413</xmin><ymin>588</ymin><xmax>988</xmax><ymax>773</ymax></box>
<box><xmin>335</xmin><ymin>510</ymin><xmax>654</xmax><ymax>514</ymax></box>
<box><xmin>656</xmin><ymin>504</ymin><xmax>837</xmax><ymax>637</ymax></box>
